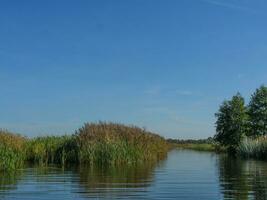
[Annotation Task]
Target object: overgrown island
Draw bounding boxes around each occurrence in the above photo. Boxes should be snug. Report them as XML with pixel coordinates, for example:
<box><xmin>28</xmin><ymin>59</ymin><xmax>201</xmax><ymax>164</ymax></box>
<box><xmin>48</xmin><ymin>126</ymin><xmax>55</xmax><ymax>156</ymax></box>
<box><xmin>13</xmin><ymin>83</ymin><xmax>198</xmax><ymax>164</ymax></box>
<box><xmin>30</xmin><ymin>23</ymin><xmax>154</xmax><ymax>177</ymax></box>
<box><xmin>1</xmin><ymin>85</ymin><xmax>267</xmax><ymax>171</ymax></box>
<box><xmin>0</xmin><ymin>122</ymin><xmax>169</xmax><ymax>171</ymax></box>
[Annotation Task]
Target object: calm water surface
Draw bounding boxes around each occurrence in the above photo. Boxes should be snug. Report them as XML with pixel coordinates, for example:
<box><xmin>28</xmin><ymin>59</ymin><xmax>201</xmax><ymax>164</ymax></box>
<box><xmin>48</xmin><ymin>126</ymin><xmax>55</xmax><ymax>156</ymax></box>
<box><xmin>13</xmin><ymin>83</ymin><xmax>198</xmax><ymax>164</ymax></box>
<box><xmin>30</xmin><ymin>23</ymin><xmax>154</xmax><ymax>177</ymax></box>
<box><xmin>1</xmin><ymin>150</ymin><xmax>267</xmax><ymax>199</ymax></box>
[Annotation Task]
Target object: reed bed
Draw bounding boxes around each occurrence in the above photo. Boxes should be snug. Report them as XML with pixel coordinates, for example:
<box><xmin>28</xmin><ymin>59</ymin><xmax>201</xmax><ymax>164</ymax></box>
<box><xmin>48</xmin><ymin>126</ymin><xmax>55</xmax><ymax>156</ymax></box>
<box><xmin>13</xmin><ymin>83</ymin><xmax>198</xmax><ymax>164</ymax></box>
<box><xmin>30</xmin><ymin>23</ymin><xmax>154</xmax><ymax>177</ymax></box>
<box><xmin>0</xmin><ymin>130</ymin><xmax>27</xmax><ymax>170</ymax></box>
<box><xmin>26</xmin><ymin>135</ymin><xmax>78</xmax><ymax>166</ymax></box>
<box><xmin>76</xmin><ymin>122</ymin><xmax>169</xmax><ymax>165</ymax></box>
<box><xmin>237</xmin><ymin>137</ymin><xmax>267</xmax><ymax>159</ymax></box>
<box><xmin>0</xmin><ymin>122</ymin><xmax>169</xmax><ymax>170</ymax></box>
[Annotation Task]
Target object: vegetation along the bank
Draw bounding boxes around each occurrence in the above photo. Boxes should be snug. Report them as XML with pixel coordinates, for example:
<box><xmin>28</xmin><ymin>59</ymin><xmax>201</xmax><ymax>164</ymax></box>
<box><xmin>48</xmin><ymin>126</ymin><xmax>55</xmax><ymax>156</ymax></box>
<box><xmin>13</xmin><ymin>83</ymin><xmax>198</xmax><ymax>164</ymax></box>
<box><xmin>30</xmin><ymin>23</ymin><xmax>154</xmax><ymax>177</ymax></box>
<box><xmin>0</xmin><ymin>130</ymin><xmax>27</xmax><ymax>170</ymax></box>
<box><xmin>0</xmin><ymin>122</ymin><xmax>169</xmax><ymax>171</ymax></box>
<box><xmin>167</xmin><ymin>138</ymin><xmax>219</xmax><ymax>151</ymax></box>
<box><xmin>214</xmin><ymin>85</ymin><xmax>267</xmax><ymax>159</ymax></box>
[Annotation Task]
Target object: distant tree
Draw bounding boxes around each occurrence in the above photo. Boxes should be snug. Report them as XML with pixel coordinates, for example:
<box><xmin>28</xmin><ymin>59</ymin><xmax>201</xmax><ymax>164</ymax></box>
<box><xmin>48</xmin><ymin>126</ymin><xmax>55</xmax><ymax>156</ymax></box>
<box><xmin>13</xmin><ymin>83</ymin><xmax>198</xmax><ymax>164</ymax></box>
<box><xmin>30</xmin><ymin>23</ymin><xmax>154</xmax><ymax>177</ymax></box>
<box><xmin>214</xmin><ymin>93</ymin><xmax>248</xmax><ymax>150</ymax></box>
<box><xmin>248</xmin><ymin>85</ymin><xmax>267</xmax><ymax>136</ymax></box>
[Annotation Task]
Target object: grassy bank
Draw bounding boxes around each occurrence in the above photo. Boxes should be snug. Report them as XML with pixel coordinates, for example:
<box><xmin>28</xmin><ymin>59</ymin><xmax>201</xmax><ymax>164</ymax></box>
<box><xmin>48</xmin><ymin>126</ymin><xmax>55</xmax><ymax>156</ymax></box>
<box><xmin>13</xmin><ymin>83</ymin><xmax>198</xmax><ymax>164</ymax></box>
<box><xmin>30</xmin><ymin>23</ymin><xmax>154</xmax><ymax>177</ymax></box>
<box><xmin>174</xmin><ymin>143</ymin><xmax>216</xmax><ymax>151</ymax></box>
<box><xmin>167</xmin><ymin>138</ymin><xmax>223</xmax><ymax>152</ymax></box>
<box><xmin>0</xmin><ymin>122</ymin><xmax>169</xmax><ymax>171</ymax></box>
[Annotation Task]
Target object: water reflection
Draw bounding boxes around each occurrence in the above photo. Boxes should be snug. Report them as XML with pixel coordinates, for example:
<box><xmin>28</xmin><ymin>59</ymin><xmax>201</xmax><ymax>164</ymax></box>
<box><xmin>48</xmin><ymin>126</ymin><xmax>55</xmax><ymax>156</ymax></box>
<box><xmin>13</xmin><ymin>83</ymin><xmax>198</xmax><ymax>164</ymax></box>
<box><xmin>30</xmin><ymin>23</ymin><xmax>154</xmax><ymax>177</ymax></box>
<box><xmin>0</xmin><ymin>159</ymin><xmax>164</xmax><ymax>200</ymax></box>
<box><xmin>0</xmin><ymin>170</ymin><xmax>24</xmax><ymax>192</ymax></box>
<box><xmin>77</xmin><ymin>163</ymin><xmax>159</xmax><ymax>199</ymax></box>
<box><xmin>218</xmin><ymin>155</ymin><xmax>267</xmax><ymax>200</ymax></box>
<box><xmin>1</xmin><ymin>151</ymin><xmax>267</xmax><ymax>199</ymax></box>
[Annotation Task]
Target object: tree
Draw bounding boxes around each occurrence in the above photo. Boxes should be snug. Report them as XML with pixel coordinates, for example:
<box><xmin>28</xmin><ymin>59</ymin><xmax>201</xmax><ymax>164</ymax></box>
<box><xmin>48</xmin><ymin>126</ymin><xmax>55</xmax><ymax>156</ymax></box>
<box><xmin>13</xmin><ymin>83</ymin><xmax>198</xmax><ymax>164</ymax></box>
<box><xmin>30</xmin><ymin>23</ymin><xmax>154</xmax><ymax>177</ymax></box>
<box><xmin>214</xmin><ymin>93</ymin><xmax>248</xmax><ymax>150</ymax></box>
<box><xmin>248</xmin><ymin>85</ymin><xmax>267</xmax><ymax>136</ymax></box>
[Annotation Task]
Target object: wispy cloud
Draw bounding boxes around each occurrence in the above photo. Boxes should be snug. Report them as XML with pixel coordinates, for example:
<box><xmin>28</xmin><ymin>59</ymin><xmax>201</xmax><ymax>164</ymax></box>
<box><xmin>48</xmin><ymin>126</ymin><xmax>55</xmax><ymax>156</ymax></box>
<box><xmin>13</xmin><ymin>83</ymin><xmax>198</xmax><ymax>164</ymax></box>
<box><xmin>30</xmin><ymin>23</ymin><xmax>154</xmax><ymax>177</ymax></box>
<box><xmin>142</xmin><ymin>106</ymin><xmax>211</xmax><ymax>131</ymax></box>
<box><xmin>144</xmin><ymin>87</ymin><xmax>195</xmax><ymax>97</ymax></box>
<box><xmin>144</xmin><ymin>87</ymin><xmax>161</xmax><ymax>95</ymax></box>
<box><xmin>237</xmin><ymin>73</ymin><xmax>246</xmax><ymax>79</ymax></box>
<box><xmin>200</xmin><ymin>0</ymin><xmax>262</xmax><ymax>15</ymax></box>
<box><xmin>175</xmin><ymin>90</ymin><xmax>193</xmax><ymax>96</ymax></box>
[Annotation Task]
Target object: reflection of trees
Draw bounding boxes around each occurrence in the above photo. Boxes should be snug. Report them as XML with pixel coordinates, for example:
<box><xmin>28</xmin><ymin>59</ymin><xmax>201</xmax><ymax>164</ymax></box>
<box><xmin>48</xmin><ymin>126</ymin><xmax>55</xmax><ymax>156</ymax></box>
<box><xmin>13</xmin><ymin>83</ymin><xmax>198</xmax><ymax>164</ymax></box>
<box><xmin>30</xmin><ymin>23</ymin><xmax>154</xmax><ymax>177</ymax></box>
<box><xmin>250</xmin><ymin>162</ymin><xmax>267</xmax><ymax>200</ymax></box>
<box><xmin>218</xmin><ymin>155</ymin><xmax>267</xmax><ymax>200</ymax></box>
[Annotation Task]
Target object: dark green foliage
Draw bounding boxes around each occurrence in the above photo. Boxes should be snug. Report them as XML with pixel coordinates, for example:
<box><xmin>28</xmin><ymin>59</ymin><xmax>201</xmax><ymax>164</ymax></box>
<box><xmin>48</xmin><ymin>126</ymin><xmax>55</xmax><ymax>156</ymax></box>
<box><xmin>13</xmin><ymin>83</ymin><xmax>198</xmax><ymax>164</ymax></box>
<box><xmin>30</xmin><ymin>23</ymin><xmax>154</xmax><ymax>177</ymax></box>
<box><xmin>214</xmin><ymin>85</ymin><xmax>267</xmax><ymax>158</ymax></box>
<box><xmin>214</xmin><ymin>93</ymin><xmax>248</xmax><ymax>150</ymax></box>
<box><xmin>26</xmin><ymin>135</ymin><xmax>79</xmax><ymax>166</ymax></box>
<box><xmin>248</xmin><ymin>85</ymin><xmax>267</xmax><ymax>136</ymax></box>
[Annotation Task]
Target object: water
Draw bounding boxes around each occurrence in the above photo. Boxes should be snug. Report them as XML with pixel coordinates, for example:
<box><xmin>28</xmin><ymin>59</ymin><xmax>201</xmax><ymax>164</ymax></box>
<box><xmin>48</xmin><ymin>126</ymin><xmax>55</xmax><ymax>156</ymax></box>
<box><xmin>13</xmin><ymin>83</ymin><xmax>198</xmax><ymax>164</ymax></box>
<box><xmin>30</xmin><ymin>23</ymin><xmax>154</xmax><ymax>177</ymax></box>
<box><xmin>1</xmin><ymin>149</ymin><xmax>267</xmax><ymax>199</ymax></box>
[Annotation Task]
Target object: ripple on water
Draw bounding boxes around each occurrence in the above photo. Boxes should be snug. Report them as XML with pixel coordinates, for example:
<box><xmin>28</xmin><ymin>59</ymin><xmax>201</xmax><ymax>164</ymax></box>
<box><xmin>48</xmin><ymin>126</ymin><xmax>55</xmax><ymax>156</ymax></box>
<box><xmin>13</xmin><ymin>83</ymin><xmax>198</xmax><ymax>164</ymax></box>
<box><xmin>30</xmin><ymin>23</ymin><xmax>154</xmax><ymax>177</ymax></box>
<box><xmin>1</xmin><ymin>150</ymin><xmax>267</xmax><ymax>199</ymax></box>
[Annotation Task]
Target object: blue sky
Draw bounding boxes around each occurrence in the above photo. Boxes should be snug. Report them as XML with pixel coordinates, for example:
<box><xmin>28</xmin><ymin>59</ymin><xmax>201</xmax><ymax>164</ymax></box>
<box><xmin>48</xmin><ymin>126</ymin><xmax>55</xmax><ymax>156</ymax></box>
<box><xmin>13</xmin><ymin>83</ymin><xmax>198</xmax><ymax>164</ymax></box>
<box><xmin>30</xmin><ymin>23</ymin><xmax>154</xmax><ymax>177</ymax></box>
<box><xmin>0</xmin><ymin>0</ymin><xmax>267</xmax><ymax>138</ymax></box>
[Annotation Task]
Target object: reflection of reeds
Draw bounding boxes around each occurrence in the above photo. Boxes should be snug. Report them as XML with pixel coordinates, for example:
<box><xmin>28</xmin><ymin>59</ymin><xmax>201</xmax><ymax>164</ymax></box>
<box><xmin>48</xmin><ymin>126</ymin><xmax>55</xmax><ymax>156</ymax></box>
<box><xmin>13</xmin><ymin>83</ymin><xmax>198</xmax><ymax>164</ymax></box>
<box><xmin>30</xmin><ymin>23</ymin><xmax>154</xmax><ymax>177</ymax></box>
<box><xmin>0</xmin><ymin>122</ymin><xmax>169</xmax><ymax>170</ymax></box>
<box><xmin>78</xmin><ymin>163</ymin><xmax>157</xmax><ymax>189</ymax></box>
<box><xmin>237</xmin><ymin>137</ymin><xmax>267</xmax><ymax>159</ymax></box>
<box><xmin>0</xmin><ymin>169</ymin><xmax>24</xmax><ymax>199</ymax></box>
<box><xmin>0</xmin><ymin>159</ymin><xmax>166</xmax><ymax>200</ymax></box>
<box><xmin>77</xmin><ymin>161</ymin><xmax>163</xmax><ymax>199</ymax></box>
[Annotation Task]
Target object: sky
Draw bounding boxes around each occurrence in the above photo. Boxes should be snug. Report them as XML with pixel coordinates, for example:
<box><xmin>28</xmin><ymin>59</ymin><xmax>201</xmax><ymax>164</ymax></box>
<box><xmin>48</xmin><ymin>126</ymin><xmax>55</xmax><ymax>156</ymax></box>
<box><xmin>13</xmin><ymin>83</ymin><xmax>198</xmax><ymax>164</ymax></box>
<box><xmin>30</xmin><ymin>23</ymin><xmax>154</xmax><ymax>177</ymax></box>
<box><xmin>0</xmin><ymin>0</ymin><xmax>267</xmax><ymax>139</ymax></box>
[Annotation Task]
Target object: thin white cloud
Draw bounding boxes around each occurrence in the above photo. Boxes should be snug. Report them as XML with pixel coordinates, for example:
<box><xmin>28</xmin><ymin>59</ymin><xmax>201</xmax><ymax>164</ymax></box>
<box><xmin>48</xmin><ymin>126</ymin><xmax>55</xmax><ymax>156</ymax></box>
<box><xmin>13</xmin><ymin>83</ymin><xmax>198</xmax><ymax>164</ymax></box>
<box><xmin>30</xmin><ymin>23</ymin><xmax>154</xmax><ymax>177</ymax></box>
<box><xmin>144</xmin><ymin>87</ymin><xmax>195</xmax><ymax>97</ymax></box>
<box><xmin>200</xmin><ymin>0</ymin><xmax>261</xmax><ymax>15</ymax></box>
<box><xmin>144</xmin><ymin>88</ymin><xmax>161</xmax><ymax>95</ymax></box>
<box><xmin>175</xmin><ymin>90</ymin><xmax>193</xmax><ymax>96</ymax></box>
<box><xmin>237</xmin><ymin>73</ymin><xmax>246</xmax><ymax>79</ymax></box>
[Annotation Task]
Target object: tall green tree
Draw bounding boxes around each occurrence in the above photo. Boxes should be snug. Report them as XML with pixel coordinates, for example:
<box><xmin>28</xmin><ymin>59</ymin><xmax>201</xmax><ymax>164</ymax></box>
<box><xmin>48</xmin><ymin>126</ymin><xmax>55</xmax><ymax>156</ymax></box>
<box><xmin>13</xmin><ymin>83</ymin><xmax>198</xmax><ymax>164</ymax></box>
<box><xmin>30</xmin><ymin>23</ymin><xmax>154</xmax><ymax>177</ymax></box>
<box><xmin>248</xmin><ymin>85</ymin><xmax>267</xmax><ymax>136</ymax></box>
<box><xmin>214</xmin><ymin>93</ymin><xmax>248</xmax><ymax>149</ymax></box>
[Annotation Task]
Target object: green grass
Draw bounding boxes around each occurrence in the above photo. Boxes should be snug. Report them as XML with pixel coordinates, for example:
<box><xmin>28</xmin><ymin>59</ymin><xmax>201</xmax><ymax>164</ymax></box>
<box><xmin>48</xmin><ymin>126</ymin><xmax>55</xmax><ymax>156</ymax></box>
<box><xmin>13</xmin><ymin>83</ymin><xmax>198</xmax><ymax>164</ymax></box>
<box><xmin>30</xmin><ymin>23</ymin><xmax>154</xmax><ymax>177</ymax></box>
<box><xmin>237</xmin><ymin>137</ymin><xmax>267</xmax><ymax>159</ymax></box>
<box><xmin>174</xmin><ymin>143</ymin><xmax>217</xmax><ymax>151</ymax></box>
<box><xmin>0</xmin><ymin>122</ymin><xmax>169</xmax><ymax>170</ymax></box>
<box><xmin>167</xmin><ymin>137</ymin><xmax>224</xmax><ymax>152</ymax></box>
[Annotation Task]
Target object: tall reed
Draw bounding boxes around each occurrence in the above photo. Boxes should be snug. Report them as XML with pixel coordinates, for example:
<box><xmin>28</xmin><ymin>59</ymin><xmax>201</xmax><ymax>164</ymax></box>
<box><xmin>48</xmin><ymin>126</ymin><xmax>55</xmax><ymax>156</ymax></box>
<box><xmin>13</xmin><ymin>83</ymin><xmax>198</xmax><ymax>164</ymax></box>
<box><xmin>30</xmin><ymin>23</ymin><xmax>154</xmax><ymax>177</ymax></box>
<box><xmin>0</xmin><ymin>130</ymin><xmax>27</xmax><ymax>170</ymax></box>
<box><xmin>0</xmin><ymin>122</ymin><xmax>169</xmax><ymax>170</ymax></box>
<box><xmin>237</xmin><ymin>137</ymin><xmax>267</xmax><ymax>159</ymax></box>
<box><xmin>26</xmin><ymin>135</ymin><xmax>78</xmax><ymax>166</ymax></box>
<box><xmin>76</xmin><ymin>122</ymin><xmax>169</xmax><ymax>165</ymax></box>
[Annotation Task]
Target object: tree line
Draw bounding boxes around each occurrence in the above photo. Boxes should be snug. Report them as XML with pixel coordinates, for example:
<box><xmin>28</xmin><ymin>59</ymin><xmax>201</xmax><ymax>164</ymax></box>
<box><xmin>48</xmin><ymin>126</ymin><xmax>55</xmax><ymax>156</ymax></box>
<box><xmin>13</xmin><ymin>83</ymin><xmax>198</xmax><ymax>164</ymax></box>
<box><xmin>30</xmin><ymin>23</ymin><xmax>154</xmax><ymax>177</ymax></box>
<box><xmin>214</xmin><ymin>85</ymin><xmax>267</xmax><ymax>151</ymax></box>
<box><xmin>167</xmin><ymin>137</ymin><xmax>214</xmax><ymax>144</ymax></box>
